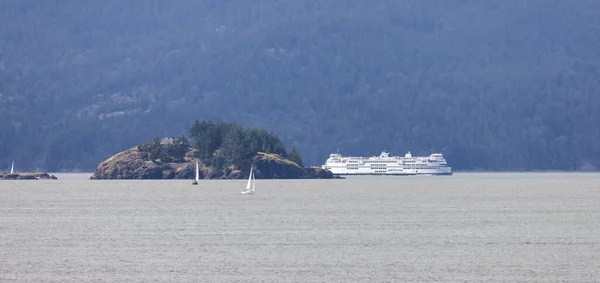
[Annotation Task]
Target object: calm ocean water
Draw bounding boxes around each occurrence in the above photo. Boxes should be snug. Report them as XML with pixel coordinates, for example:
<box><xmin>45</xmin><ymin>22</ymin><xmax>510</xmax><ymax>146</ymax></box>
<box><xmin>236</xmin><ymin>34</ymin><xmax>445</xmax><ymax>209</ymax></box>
<box><xmin>1</xmin><ymin>173</ymin><xmax>599</xmax><ymax>282</ymax></box>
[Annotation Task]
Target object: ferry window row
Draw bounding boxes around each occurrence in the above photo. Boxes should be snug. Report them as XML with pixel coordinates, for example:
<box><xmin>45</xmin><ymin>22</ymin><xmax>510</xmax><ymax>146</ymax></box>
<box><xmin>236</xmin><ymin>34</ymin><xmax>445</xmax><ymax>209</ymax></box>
<box><xmin>346</xmin><ymin>164</ymin><xmax>389</xmax><ymax>168</ymax></box>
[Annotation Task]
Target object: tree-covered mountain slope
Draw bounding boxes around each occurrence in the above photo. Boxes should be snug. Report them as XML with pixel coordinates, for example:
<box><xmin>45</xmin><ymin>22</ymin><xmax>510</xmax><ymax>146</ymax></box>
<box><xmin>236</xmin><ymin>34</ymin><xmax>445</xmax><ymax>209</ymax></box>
<box><xmin>1</xmin><ymin>0</ymin><xmax>599</xmax><ymax>171</ymax></box>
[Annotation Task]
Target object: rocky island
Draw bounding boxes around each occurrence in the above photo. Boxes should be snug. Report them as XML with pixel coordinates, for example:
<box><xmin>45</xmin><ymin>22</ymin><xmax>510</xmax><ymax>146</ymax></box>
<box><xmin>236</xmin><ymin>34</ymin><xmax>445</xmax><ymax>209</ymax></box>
<box><xmin>1</xmin><ymin>172</ymin><xmax>58</xmax><ymax>180</ymax></box>
<box><xmin>91</xmin><ymin>121</ymin><xmax>335</xmax><ymax>179</ymax></box>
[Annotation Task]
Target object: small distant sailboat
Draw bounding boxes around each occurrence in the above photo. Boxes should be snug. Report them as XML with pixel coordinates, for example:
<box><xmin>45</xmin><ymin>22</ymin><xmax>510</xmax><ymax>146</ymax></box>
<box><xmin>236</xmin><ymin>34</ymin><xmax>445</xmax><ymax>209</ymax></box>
<box><xmin>192</xmin><ymin>159</ymin><xmax>199</xmax><ymax>185</ymax></box>
<box><xmin>10</xmin><ymin>160</ymin><xmax>14</xmax><ymax>174</ymax></box>
<box><xmin>241</xmin><ymin>165</ymin><xmax>256</xmax><ymax>195</ymax></box>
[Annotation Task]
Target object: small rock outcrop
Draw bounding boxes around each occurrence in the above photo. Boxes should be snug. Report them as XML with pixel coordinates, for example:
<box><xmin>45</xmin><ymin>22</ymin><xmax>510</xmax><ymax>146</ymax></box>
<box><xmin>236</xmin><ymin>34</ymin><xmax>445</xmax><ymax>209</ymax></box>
<box><xmin>252</xmin><ymin>153</ymin><xmax>334</xmax><ymax>179</ymax></box>
<box><xmin>0</xmin><ymin>172</ymin><xmax>58</xmax><ymax>180</ymax></box>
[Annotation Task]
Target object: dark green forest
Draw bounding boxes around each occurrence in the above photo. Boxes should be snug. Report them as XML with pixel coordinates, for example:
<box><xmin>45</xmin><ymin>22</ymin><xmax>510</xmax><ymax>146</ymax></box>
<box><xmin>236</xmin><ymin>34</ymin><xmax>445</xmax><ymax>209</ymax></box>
<box><xmin>189</xmin><ymin>120</ymin><xmax>299</xmax><ymax>171</ymax></box>
<box><xmin>136</xmin><ymin>120</ymin><xmax>299</xmax><ymax>172</ymax></box>
<box><xmin>1</xmin><ymin>0</ymin><xmax>600</xmax><ymax>171</ymax></box>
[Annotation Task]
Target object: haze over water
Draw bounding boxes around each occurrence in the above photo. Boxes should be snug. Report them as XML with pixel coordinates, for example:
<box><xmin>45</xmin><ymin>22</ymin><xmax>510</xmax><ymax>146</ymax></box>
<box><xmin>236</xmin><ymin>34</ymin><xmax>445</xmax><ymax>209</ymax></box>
<box><xmin>1</xmin><ymin>173</ymin><xmax>599</xmax><ymax>282</ymax></box>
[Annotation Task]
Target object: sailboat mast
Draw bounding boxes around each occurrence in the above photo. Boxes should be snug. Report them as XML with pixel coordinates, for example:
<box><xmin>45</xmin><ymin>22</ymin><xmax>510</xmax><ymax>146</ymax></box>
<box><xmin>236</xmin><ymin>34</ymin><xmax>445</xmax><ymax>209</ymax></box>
<box><xmin>10</xmin><ymin>160</ymin><xmax>14</xmax><ymax>174</ymax></box>
<box><xmin>251</xmin><ymin>167</ymin><xmax>256</xmax><ymax>192</ymax></box>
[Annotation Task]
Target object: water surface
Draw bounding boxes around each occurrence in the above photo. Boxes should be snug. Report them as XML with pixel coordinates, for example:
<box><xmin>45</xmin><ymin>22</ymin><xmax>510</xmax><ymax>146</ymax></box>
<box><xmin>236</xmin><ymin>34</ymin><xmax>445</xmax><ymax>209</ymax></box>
<box><xmin>1</xmin><ymin>173</ymin><xmax>599</xmax><ymax>282</ymax></box>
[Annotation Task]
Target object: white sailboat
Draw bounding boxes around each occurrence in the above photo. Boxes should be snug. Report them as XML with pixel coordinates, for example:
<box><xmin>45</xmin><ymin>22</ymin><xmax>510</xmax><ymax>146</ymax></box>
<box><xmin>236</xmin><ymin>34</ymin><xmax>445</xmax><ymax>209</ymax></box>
<box><xmin>192</xmin><ymin>159</ymin><xmax>199</xmax><ymax>185</ymax></box>
<box><xmin>241</xmin><ymin>165</ymin><xmax>256</xmax><ymax>195</ymax></box>
<box><xmin>10</xmin><ymin>160</ymin><xmax>14</xmax><ymax>174</ymax></box>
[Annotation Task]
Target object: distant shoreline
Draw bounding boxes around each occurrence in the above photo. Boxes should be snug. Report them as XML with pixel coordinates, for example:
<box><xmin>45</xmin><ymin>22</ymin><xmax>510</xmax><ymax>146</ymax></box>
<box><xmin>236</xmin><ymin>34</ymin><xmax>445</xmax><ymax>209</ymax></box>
<box><xmin>43</xmin><ymin>170</ymin><xmax>599</xmax><ymax>173</ymax></box>
<box><xmin>33</xmin><ymin>171</ymin><xmax>600</xmax><ymax>177</ymax></box>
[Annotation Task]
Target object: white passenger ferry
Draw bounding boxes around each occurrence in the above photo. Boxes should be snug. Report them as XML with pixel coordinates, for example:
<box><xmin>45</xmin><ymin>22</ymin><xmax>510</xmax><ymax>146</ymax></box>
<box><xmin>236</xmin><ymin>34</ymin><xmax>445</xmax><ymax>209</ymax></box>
<box><xmin>321</xmin><ymin>150</ymin><xmax>452</xmax><ymax>175</ymax></box>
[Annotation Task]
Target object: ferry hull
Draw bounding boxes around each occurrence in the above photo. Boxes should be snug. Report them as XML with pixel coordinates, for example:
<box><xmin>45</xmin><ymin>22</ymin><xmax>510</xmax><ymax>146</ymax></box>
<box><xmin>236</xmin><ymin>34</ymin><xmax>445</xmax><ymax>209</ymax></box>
<box><xmin>321</xmin><ymin>150</ymin><xmax>452</xmax><ymax>176</ymax></box>
<box><xmin>331</xmin><ymin>172</ymin><xmax>453</xmax><ymax>176</ymax></box>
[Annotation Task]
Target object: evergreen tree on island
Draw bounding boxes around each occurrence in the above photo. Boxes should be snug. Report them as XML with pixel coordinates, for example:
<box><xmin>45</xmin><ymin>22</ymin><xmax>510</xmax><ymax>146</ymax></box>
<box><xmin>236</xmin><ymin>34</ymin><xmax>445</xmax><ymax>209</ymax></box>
<box><xmin>189</xmin><ymin>120</ymin><xmax>293</xmax><ymax>172</ymax></box>
<box><xmin>287</xmin><ymin>146</ymin><xmax>303</xmax><ymax>167</ymax></box>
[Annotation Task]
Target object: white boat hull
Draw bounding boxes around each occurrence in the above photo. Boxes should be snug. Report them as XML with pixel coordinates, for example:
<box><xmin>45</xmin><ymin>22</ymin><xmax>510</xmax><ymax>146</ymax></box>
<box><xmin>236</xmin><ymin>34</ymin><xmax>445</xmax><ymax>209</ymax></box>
<box><xmin>324</xmin><ymin>167</ymin><xmax>452</xmax><ymax>175</ymax></box>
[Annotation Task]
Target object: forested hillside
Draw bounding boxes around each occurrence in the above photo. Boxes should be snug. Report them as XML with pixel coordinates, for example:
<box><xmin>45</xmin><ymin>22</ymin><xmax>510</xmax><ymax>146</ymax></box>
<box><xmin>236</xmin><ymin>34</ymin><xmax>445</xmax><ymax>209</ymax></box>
<box><xmin>1</xmin><ymin>0</ymin><xmax>600</xmax><ymax>171</ymax></box>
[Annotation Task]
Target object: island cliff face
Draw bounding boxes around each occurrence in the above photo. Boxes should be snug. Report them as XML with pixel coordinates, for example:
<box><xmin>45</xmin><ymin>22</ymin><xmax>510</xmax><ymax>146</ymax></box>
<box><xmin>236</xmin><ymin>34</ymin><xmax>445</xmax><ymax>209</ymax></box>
<box><xmin>90</xmin><ymin>143</ymin><xmax>334</xmax><ymax>180</ymax></box>
<box><xmin>90</xmin><ymin>145</ymin><xmax>193</xmax><ymax>179</ymax></box>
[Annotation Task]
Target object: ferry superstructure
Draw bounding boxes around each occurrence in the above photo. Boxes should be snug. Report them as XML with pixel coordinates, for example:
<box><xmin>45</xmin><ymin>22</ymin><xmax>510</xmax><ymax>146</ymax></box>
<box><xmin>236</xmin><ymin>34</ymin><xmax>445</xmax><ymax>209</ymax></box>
<box><xmin>321</xmin><ymin>150</ymin><xmax>452</xmax><ymax>175</ymax></box>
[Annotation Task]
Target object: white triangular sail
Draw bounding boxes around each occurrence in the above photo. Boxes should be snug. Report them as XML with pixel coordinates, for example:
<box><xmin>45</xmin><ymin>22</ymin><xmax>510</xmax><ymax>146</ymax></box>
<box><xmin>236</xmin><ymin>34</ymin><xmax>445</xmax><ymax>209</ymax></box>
<box><xmin>10</xmin><ymin>160</ymin><xmax>14</xmax><ymax>174</ymax></box>
<box><xmin>195</xmin><ymin>160</ymin><xmax>200</xmax><ymax>182</ymax></box>
<box><xmin>242</xmin><ymin>165</ymin><xmax>254</xmax><ymax>194</ymax></box>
